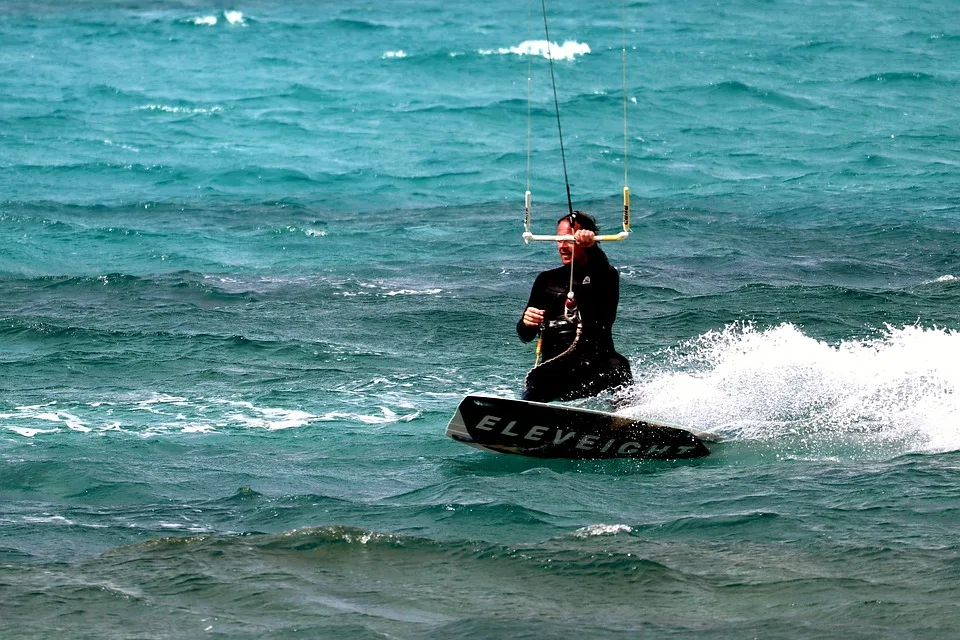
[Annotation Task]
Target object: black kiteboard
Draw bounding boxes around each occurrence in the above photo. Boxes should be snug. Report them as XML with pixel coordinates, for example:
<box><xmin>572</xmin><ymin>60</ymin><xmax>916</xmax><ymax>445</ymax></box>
<box><xmin>446</xmin><ymin>395</ymin><xmax>717</xmax><ymax>460</ymax></box>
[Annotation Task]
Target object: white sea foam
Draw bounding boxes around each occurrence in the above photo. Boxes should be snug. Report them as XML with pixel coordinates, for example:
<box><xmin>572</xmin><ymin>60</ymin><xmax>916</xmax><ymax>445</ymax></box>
<box><xmin>24</xmin><ymin>515</ymin><xmax>74</xmax><ymax>525</ymax></box>
<box><xmin>317</xmin><ymin>407</ymin><xmax>420</xmax><ymax>424</ymax></box>
<box><xmin>134</xmin><ymin>394</ymin><xmax>189</xmax><ymax>414</ymax></box>
<box><xmin>103</xmin><ymin>139</ymin><xmax>140</xmax><ymax>152</ymax></box>
<box><xmin>480</xmin><ymin>39</ymin><xmax>590</xmax><ymax>61</ymax></box>
<box><xmin>181</xmin><ymin>423</ymin><xmax>216</xmax><ymax>434</ymax></box>
<box><xmin>620</xmin><ymin>322</ymin><xmax>960</xmax><ymax>455</ymax></box>
<box><xmin>336</xmin><ymin>284</ymin><xmax>440</xmax><ymax>297</ymax></box>
<box><xmin>383</xmin><ymin>50</ymin><xmax>407</xmax><ymax>59</ymax></box>
<box><xmin>573</xmin><ymin>523</ymin><xmax>633</xmax><ymax>538</ymax></box>
<box><xmin>189</xmin><ymin>11</ymin><xmax>245</xmax><ymax>27</ymax></box>
<box><xmin>2</xmin><ymin>408</ymin><xmax>89</xmax><ymax>435</ymax></box>
<box><xmin>213</xmin><ymin>399</ymin><xmax>317</xmax><ymax>430</ymax></box>
<box><xmin>385</xmin><ymin>288</ymin><xmax>441</xmax><ymax>296</ymax></box>
<box><xmin>14</xmin><ymin>402</ymin><xmax>56</xmax><ymax>411</ymax></box>
<box><xmin>61</xmin><ymin>412</ymin><xmax>90</xmax><ymax>432</ymax></box>
<box><xmin>224</xmin><ymin>10</ymin><xmax>245</xmax><ymax>25</ymax></box>
<box><xmin>8</xmin><ymin>427</ymin><xmax>60</xmax><ymax>438</ymax></box>
<box><xmin>1</xmin><ymin>390</ymin><xmax>415</xmax><ymax>438</ymax></box>
<box><xmin>137</xmin><ymin>105</ymin><xmax>223</xmax><ymax>115</ymax></box>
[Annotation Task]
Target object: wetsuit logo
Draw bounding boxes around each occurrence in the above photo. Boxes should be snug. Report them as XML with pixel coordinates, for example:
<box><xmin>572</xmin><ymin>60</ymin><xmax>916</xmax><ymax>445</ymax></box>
<box><xmin>582</xmin><ymin>276</ymin><xmax>591</xmax><ymax>285</ymax></box>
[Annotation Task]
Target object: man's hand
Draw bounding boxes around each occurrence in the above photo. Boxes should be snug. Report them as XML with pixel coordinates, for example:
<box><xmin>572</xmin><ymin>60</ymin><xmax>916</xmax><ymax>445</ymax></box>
<box><xmin>574</xmin><ymin>229</ymin><xmax>595</xmax><ymax>247</ymax></box>
<box><xmin>522</xmin><ymin>306</ymin><xmax>545</xmax><ymax>327</ymax></box>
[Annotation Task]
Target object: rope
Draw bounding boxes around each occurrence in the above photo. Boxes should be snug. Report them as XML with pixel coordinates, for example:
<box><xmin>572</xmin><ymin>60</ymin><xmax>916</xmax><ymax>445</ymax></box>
<box><xmin>621</xmin><ymin>0</ymin><xmax>629</xmax><ymax>187</ymax></box>
<box><xmin>526</xmin><ymin>0</ymin><xmax>631</xmax><ymax>232</ymax></box>
<box><xmin>540</xmin><ymin>0</ymin><xmax>574</xmax><ymax>217</ymax></box>
<box><xmin>526</xmin><ymin>0</ymin><xmax>533</xmax><ymax>202</ymax></box>
<box><xmin>525</xmin><ymin>319</ymin><xmax>582</xmax><ymax>389</ymax></box>
<box><xmin>565</xmin><ymin>268</ymin><xmax>576</xmax><ymax>320</ymax></box>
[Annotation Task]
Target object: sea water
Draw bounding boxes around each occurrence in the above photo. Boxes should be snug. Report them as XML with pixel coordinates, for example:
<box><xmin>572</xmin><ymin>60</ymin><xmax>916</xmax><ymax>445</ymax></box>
<box><xmin>2</xmin><ymin>0</ymin><xmax>959</xmax><ymax>637</ymax></box>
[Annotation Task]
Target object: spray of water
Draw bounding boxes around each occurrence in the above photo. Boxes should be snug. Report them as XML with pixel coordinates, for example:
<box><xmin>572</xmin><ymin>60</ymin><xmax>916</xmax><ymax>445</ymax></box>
<box><xmin>620</xmin><ymin>323</ymin><xmax>960</xmax><ymax>456</ymax></box>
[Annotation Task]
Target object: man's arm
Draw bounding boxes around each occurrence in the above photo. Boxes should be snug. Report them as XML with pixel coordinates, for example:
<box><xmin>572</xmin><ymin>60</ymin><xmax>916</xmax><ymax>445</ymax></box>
<box><xmin>517</xmin><ymin>274</ymin><xmax>546</xmax><ymax>343</ymax></box>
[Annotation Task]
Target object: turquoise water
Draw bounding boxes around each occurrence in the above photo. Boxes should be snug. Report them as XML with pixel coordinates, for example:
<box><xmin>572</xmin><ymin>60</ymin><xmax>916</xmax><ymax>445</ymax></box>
<box><xmin>2</xmin><ymin>0</ymin><xmax>960</xmax><ymax>637</ymax></box>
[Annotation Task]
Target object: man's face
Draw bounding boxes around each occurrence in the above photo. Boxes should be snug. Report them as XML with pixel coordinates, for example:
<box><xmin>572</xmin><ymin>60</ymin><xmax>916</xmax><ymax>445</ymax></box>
<box><xmin>556</xmin><ymin>219</ymin><xmax>584</xmax><ymax>265</ymax></box>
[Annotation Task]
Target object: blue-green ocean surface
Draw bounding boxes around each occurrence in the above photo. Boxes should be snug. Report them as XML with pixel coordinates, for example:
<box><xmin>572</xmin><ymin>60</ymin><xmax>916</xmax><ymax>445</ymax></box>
<box><xmin>2</xmin><ymin>0</ymin><xmax>960</xmax><ymax>637</ymax></box>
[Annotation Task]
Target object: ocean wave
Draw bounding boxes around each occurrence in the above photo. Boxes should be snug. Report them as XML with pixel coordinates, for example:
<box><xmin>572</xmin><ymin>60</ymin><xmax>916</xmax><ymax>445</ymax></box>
<box><xmin>4</xmin><ymin>272</ymin><xmax>262</xmax><ymax>300</ymax></box>
<box><xmin>0</xmin><ymin>315</ymin><xmax>316</xmax><ymax>354</ymax></box>
<box><xmin>253</xmin><ymin>54</ymin><xmax>302</xmax><ymax>68</ymax></box>
<box><xmin>325</xmin><ymin>18</ymin><xmax>391</xmax><ymax>31</ymax></box>
<box><xmin>654</xmin><ymin>510</ymin><xmax>783</xmax><ymax>533</ymax></box>
<box><xmin>110</xmin><ymin>524</ymin><xmax>676</xmax><ymax>581</ymax></box>
<box><xmin>17</xmin><ymin>522</ymin><xmax>715</xmax><ymax>637</ymax></box>
<box><xmin>853</xmin><ymin>72</ymin><xmax>941</xmax><ymax>84</ymax></box>
<box><xmin>209</xmin><ymin>166</ymin><xmax>317</xmax><ymax>188</ymax></box>
<box><xmin>790</xmin><ymin>40</ymin><xmax>845</xmax><ymax>53</ymax></box>
<box><xmin>927</xmin><ymin>32</ymin><xmax>960</xmax><ymax>42</ymax></box>
<box><xmin>1</xmin><ymin>270</ymin><xmax>444</xmax><ymax>309</ymax></box>
<box><xmin>180</xmin><ymin>11</ymin><xmax>247</xmax><ymax>28</ymax></box>
<box><xmin>1</xmin><ymin>161</ymin><xmax>178</xmax><ymax>177</ymax></box>
<box><xmin>235</xmin><ymin>83</ymin><xmax>326</xmax><ymax>103</ymax></box>
<box><xmin>698</xmin><ymin>81</ymin><xmax>824</xmax><ymax>110</ymax></box>
<box><xmin>383</xmin><ymin>97</ymin><xmax>529</xmax><ymax>115</ymax></box>
<box><xmin>268</xmin><ymin>223</ymin><xmax>328</xmax><ymax>237</ymax></box>
<box><xmin>8</xmin><ymin>109</ymin><xmax>84</xmax><ymax>125</ymax></box>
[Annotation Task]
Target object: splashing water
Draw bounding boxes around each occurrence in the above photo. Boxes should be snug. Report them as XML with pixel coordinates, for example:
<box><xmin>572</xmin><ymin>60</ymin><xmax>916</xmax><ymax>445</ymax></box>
<box><xmin>621</xmin><ymin>323</ymin><xmax>960</xmax><ymax>456</ymax></box>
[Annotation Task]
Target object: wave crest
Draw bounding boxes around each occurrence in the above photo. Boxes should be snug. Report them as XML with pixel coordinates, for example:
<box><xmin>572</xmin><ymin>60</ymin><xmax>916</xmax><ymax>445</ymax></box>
<box><xmin>480</xmin><ymin>39</ymin><xmax>590</xmax><ymax>61</ymax></box>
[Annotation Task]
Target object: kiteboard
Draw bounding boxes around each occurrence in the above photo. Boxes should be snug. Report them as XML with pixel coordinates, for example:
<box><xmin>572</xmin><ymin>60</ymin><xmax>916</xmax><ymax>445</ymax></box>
<box><xmin>446</xmin><ymin>394</ymin><xmax>718</xmax><ymax>460</ymax></box>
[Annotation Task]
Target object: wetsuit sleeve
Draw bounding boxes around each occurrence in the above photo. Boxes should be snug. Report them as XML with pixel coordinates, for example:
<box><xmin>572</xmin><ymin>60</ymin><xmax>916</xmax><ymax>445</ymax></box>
<box><xmin>517</xmin><ymin>272</ymin><xmax>547</xmax><ymax>343</ymax></box>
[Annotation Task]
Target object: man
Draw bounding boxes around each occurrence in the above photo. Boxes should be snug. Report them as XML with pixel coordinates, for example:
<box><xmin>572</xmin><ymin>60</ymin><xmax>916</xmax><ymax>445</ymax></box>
<box><xmin>517</xmin><ymin>211</ymin><xmax>633</xmax><ymax>402</ymax></box>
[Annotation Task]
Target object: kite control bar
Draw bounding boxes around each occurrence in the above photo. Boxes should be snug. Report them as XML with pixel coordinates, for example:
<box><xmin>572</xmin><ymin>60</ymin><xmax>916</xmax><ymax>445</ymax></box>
<box><xmin>522</xmin><ymin>187</ymin><xmax>631</xmax><ymax>244</ymax></box>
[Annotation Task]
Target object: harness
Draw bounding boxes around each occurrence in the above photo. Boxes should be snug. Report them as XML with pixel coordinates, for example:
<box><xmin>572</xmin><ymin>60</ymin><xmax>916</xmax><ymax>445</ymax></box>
<box><xmin>528</xmin><ymin>290</ymin><xmax>582</xmax><ymax>381</ymax></box>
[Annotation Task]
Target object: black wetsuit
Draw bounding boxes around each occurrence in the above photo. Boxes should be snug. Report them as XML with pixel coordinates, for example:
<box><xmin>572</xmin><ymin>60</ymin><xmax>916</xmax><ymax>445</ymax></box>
<box><xmin>517</xmin><ymin>247</ymin><xmax>632</xmax><ymax>402</ymax></box>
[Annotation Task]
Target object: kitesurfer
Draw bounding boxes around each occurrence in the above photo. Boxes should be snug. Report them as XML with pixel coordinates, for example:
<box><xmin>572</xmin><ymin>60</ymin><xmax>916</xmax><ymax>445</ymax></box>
<box><xmin>517</xmin><ymin>211</ymin><xmax>632</xmax><ymax>402</ymax></box>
